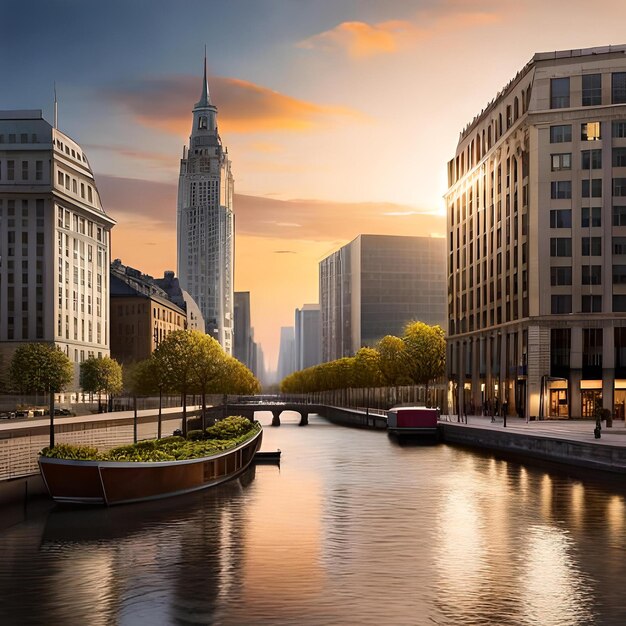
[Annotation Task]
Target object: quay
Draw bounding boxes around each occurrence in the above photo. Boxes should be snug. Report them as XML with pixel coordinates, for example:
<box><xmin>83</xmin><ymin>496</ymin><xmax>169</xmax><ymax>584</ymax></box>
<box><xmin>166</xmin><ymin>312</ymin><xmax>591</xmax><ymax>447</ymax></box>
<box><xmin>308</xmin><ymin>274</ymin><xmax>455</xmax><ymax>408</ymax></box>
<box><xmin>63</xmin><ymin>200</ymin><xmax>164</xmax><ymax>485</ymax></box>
<box><xmin>438</xmin><ymin>415</ymin><xmax>626</xmax><ymax>475</ymax></box>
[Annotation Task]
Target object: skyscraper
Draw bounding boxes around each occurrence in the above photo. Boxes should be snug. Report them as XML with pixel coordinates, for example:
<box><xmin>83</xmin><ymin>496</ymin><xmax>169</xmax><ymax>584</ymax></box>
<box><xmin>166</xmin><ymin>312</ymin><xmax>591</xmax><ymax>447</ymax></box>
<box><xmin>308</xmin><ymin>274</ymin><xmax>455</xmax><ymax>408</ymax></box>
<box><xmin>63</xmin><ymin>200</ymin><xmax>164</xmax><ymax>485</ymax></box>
<box><xmin>295</xmin><ymin>304</ymin><xmax>321</xmax><ymax>370</ymax></box>
<box><xmin>319</xmin><ymin>234</ymin><xmax>447</xmax><ymax>362</ymax></box>
<box><xmin>0</xmin><ymin>109</ymin><xmax>115</xmax><ymax>391</ymax></box>
<box><xmin>177</xmin><ymin>57</ymin><xmax>234</xmax><ymax>354</ymax></box>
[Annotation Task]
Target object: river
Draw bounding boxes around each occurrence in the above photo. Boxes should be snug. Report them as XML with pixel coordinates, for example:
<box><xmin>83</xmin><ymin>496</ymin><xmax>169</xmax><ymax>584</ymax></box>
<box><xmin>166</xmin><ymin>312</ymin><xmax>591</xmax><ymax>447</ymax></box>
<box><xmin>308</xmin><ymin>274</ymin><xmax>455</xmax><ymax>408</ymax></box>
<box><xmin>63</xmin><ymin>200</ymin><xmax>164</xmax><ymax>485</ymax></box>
<box><xmin>1</xmin><ymin>411</ymin><xmax>625</xmax><ymax>626</ymax></box>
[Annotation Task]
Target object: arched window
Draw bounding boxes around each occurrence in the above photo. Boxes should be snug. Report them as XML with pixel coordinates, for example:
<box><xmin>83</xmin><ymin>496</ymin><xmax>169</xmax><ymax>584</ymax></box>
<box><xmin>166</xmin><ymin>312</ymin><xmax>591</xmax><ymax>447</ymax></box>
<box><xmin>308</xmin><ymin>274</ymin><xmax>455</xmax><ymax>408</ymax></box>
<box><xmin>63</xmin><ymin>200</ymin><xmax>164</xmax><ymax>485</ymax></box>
<box><xmin>498</xmin><ymin>113</ymin><xmax>503</xmax><ymax>137</ymax></box>
<box><xmin>198</xmin><ymin>116</ymin><xmax>207</xmax><ymax>130</ymax></box>
<box><xmin>488</xmin><ymin>126</ymin><xmax>492</xmax><ymax>149</ymax></box>
<box><xmin>521</xmin><ymin>90</ymin><xmax>526</xmax><ymax>114</ymax></box>
<box><xmin>514</xmin><ymin>97</ymin><xmax>519</xmax><ymax>121</ymax></box>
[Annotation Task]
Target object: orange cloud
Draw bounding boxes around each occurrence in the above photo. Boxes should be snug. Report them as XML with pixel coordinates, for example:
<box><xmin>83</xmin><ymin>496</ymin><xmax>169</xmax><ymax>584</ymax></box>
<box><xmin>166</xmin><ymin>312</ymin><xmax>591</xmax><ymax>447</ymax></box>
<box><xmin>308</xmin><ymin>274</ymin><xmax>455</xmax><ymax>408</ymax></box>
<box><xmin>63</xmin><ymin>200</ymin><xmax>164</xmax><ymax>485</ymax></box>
<box><xmin>103</xmin><ymin>75</ymin><xmax>363</xmax><ymax>136</ymax></box>
<box><xmin>300</xmin><ymin>20</ymin><xmax>418</xmax><ymax>58</ymax></box>
<box><xmin>299</xmin><ymin>3</ymin><xmax>502</xmax><ymax>58</ymax></box>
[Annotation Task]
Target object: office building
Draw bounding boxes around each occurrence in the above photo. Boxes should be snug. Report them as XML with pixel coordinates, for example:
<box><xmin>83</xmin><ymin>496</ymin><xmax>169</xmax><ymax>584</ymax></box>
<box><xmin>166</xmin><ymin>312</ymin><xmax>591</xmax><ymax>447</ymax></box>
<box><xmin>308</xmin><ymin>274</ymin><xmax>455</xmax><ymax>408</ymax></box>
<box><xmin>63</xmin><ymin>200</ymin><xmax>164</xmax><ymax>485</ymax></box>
<box><xmin>295</xmin><ymin>304</ymin><xmax>321</xmax><ymax>370</ymax></box>
<box><xmin>277</xmin><ymin>326</ymin><xmax>296</xmax><ymax>382</ymax></box>
<box><xmin>177</xmin><ymin>57</ymin><xmax>234</xmax><ymax>354</ymax></box>
<box><xmin>446</xmin><ymin>45</ymin><xmax>626</xmax><ymax>419</ymax></box>
<box><xmin>319</xmin><ymin>234</ymin><xmax>446</xmax><ymax>362</ymax></box>
<box><xmin>234</xmin><ymin>291</ymin><xmax>252</xmax><ymax>369</ymax></box>
<box><xmin>0</xmin><ymin>109</ymin><xmax>115</xmax><ymax>389</ymax></box>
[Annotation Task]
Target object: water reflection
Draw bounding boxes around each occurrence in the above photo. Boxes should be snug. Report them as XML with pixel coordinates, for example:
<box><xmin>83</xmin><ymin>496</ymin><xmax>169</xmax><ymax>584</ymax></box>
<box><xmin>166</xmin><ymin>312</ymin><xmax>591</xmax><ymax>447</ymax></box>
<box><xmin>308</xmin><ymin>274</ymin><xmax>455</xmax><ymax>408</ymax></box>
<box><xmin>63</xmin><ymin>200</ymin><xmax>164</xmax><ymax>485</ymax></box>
<box><xmin>1</xmin><ymin>414</ymin><xmax>626</xmax><ymax>625</ymax></box>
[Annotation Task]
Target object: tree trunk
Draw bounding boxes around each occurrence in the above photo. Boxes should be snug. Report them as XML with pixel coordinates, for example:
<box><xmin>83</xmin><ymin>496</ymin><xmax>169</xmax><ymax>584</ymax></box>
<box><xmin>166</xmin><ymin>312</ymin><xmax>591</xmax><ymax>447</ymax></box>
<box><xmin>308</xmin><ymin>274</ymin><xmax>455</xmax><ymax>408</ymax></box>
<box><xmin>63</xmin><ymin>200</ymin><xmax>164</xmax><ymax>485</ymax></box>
<box><xmin>157</xmin><ymin>387</ymin><xmax>163</xmax><ymax>439</ymax></box>
<box><xmin>201</xmin><ymin>390</ymin><xmax>206</xmax><ymax>431</ymax></box>
<box><xmin>182</xmin><ymin>391</ymin><xmax>188</xmax><ymax>437</ymax></box>
<box><xmin>49</xmin><ymin>388</ymin><xmax>55</xmax><ymax>448</ymax></box>
<box><xmin>425</xmin><ymin>381</ymin><xmax>430</xmax><ymax>407</ymax></box>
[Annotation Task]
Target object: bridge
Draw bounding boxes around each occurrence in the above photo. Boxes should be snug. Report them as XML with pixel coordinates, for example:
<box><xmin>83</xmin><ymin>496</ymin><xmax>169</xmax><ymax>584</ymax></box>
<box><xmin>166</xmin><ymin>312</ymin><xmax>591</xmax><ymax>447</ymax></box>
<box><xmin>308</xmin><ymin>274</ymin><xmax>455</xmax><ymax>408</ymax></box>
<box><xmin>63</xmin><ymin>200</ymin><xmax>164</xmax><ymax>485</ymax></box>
<box><xmin>207</xmin><ymin>401</ymin><xmax>322</xmax><ymax>426</ymax></box>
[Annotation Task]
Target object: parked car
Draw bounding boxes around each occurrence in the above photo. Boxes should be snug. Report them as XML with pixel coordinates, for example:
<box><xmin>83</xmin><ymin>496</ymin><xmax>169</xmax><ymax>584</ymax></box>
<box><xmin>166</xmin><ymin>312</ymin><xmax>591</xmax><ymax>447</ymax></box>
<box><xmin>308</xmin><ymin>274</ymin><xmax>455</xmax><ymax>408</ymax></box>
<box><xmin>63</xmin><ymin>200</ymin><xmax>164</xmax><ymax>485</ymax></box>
<box><xmin>0</xmin><ymin>411</ymin><xmax>16</xmax><ymax>419</ymax></box>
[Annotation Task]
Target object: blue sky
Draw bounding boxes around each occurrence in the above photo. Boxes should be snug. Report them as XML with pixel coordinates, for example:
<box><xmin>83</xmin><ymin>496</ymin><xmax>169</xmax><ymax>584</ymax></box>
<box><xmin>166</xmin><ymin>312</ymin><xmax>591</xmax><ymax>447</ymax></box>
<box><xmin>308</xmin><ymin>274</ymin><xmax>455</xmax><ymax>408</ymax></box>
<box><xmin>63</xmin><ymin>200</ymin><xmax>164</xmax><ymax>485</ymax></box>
<box><xmin>5</xmin><ymin>0</ymin><xmax>626</xmax><ymax>367</ymax></box>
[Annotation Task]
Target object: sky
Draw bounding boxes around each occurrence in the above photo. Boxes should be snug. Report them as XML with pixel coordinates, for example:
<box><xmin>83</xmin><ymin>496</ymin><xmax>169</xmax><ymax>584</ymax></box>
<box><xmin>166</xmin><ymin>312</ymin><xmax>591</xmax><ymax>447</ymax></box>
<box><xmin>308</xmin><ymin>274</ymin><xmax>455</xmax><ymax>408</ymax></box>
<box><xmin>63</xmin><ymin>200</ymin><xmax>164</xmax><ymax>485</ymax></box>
<box><xmin>3</xmin><ymin>0</ymin><xmax>626</xmax><ymax>370</ymax></box>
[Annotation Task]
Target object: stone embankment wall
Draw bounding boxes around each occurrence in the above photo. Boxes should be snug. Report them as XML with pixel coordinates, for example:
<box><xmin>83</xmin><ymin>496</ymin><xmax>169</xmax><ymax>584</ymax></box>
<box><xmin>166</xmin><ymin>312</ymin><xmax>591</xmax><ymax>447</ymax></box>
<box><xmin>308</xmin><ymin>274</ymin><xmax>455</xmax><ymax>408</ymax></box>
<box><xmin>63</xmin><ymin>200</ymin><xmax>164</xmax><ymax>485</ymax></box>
<box><xmin>439</xmin><ymin>424</ymin><xmax>626</xmax><ymax>474</ymax></box>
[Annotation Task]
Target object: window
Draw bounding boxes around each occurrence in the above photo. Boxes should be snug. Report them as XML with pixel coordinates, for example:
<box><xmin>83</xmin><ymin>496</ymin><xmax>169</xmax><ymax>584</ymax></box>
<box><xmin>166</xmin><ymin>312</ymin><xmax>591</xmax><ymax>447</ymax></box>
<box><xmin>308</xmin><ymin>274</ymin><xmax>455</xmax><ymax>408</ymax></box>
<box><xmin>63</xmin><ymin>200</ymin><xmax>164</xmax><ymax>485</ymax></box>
<box><xmin>550</xmin><ymin>125</ymin><xmax>572</xmax><ymax>143</ymax></box>
<box><xmin>614</xmin><ymin>237</ymin><xmax>626</xmax><ymax>255</ymax></box>
<box><xmin>582</xmin><ymin>265</ymin><xmax>602</xmax><ymax>284</ymax></box>
<box><xmin>582</xmin><ymin>236</ymin><xmax>602</xmax><ymax>256</ymax></box>
<box><xmin>198</xmin><ymin>115</ymin><xmax>208</xmax><ymax>130</ymax></box>
<box><xmin>88</xmin><ymin>186</ymin><xmax>93</xmax><ymax>203</ymax></box>
<box><xmin>613</xmin><ymin>265</ymin><xmax>626</xmax><ymax>284</ymax></box>
<box><xmin>550</xmin><ymin>237</ymin><xmax>572</xmax><ymax>257</ymax></box>
<box><xmin>614</xmin><ymin>178</ymin><xmax>626</xmax><ymax>196</ymax></box>
<box><xmin>582</xmin><ymin>74</ymin><xmax>602</xmax><ymax>106</ymax></box>
<box><xmin>582</xmin><ymin>179</ymin><xmax>602</xmax><ymax>197</ymax></box>
<box><xmin>614</xmin><ymin>148</ymin><xmax>626</xmax><ymax>167</ymax></box>
<box><xmin>581</xmin><ymin>149</ymin><xmax>602</xmax><ymax>169</ymax></box>
<box><xmin>57</xmin><ymin>171</ymin><xmax>63</xmax><ymax>186</ymax></box>
<box><xmin>612</xmin><ymin>72</ymin><xmax>626</xmax><ymax>104</ymax></box>
<box><xmin>551</xmin><ymin>180</ymin><xmax>572</xmax><ymax>199</ymax></box>
<box><xmin>614</xmin><ymin>296</ymin><xmax>626</xmax><ymax>312</ymax></box>
<box><xmin>35</xmin><ymin>161</ymin><xmax>42</xmax><ymax>180</ymax></box>
<box><xmin>581</xmin><ymin>122</ymin><xmax>601</xmax><ymax>141</ymax></box>
<box><xmin>614</xmin><ymin>206</ymin><xmax>626</xmax><ymax>226</ymax></box>
<box><xmin>550</xmin><ymin>209</ymin><xmax>572</xmax><ymax>228</ymax></box>
<box><xmin>551</xmin><ymin>266</ymin><xmax>572</xmax><ymax>285</ymax></box>
<box><xmin>582</xmin><ymin>295</ymin><xmax>602</xmax><ymax>313</ymax></box>
<box><xmin>613</xmin><ymin>120</ymin><xmax>626</xmax><ymax>138</ymax></box>
<box><xmin>551</xmin><ymin>295</ymin><xmax>572</xmax><ymax>314</ymax></box>
<box><xmin>7</xmin><ymin>160</ymin><xmax>14</xmax><ymax>180</ymax></box>
<box><xmin>551</xmin><ymin>78</ymin><xmax>570</xmax><ymax>108</ymax></box>
<box><xmin>551</xmin><ymin>153</ymin><xmax>571</xmax><ymax>171</ymax></box>
<box><xmin>21</xmin><ymin>161</ymin><xmax>28</xmax><ymax>180</ymax></box>
<box><xmin>582</xmin><ymin>207</ymin><xmax>601</xmax><ymax>227</ymax></box>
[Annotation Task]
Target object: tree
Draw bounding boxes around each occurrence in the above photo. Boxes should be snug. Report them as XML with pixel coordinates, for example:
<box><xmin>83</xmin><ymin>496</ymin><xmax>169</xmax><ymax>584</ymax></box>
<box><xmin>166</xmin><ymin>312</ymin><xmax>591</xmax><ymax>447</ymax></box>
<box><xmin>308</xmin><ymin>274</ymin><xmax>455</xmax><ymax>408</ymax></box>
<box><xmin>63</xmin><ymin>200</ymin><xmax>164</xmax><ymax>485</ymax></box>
<box><xmin>80</xmin><ymin>356</ymin><xmax>123</xmax><ymax>412</ymax></box>
<box><xmin>190</xmin><ymin>334</ymin><xmax>227</xmax><ymax>429</ymax></box>
<box><xmin>352</xmin><ymin>347</ymin><xmax>383</xmax><ymax>388</ymax></box>
<box><xmin>9</xmin><ymin>343</ymin><xmax>73</xmax><ymax>447</ymax></box>
<box><xmin>376</xmin><ymin>335</ymin><xmax>411</xmax><ymax>387</ymax></box>
<box><xmin>154</xmin><ymin>329</ymin><xmax>203</xmax><ymax>437</ymax></box>
<box><xmin>402</xmin><ymin>321</ymin><xmax>446</xmax><ymax>406</ymax></box>
<box><xmin>131</xmin><ymin>356</ymin><xmax>170</xmax><ymax>439</ymax></box>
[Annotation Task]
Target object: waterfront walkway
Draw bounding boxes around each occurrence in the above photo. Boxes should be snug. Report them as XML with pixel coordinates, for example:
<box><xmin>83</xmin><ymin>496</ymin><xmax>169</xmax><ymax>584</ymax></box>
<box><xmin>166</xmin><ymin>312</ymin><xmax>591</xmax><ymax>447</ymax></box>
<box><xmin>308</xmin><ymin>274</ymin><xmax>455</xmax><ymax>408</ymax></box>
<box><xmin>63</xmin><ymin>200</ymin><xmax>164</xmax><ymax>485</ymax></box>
<box><xmin>440</xmin><ymin>414</ymin><xmax>626</xmax><ymax>447</ymax></box>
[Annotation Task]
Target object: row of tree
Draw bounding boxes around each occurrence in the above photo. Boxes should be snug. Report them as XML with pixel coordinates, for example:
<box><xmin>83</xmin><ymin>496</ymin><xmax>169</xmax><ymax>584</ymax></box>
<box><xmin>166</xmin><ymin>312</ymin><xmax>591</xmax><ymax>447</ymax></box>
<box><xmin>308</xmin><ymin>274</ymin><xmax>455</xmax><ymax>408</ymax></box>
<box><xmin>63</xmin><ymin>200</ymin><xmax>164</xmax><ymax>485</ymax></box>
<box><xmin>280</xmin><ymin>321</ymin><xmax>446</xmax><ymax>400</ymax></box>
<box><xmin>7</xmin><ymin>329</ymin><xmax>260</xmax><ymax>444</ymax></box>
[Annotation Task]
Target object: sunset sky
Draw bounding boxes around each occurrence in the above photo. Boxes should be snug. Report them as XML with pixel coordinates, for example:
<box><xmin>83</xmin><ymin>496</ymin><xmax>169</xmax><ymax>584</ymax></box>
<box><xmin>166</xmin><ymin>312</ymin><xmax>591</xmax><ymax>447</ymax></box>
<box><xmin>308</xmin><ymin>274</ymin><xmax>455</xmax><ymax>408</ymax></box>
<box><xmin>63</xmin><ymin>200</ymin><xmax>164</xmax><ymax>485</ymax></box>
<box><xmin>4</xmin><ymin>0</ymin><xmax>626</xmax><ymax>370</ymax></box>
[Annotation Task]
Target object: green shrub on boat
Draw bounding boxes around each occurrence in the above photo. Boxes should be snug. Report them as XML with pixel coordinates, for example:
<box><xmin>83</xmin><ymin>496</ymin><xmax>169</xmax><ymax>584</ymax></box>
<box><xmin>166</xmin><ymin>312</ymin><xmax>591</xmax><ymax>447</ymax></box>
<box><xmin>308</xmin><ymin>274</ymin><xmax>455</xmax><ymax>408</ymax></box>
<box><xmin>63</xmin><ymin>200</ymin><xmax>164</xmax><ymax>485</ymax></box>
<box><xmin>39</xmin><ymin>416</ymin><xmax>259</xmax><ymax>462</ymax></box>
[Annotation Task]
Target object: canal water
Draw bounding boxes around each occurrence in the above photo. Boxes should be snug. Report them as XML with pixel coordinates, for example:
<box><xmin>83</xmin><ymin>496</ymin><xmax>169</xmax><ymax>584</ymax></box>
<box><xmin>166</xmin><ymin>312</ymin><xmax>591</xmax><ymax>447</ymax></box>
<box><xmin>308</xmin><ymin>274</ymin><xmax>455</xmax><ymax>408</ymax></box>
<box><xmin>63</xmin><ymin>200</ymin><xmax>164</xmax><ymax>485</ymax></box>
<box><xmin>1</xmin><ymin>412</ymin><xmax>626</xmax><ymax>626</ymax></box>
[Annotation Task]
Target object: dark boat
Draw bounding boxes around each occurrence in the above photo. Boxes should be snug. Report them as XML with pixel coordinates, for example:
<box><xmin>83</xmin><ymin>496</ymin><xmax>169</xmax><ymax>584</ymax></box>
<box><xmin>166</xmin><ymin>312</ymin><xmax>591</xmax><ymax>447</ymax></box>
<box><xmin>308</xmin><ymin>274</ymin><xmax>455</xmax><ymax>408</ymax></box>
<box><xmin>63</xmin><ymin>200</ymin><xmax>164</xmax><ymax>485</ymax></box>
<box><xmin>253</xmin><ymin>449</ymin><xmax>281</xmax><ymax>464</ymax></box>
<box><xmin>38</xmin><ymin>427</ymin><xmax>263</xmax><ymax>506</ymax></box>
<box><xmin>387</xmin><ymin>406</ymin><xmax>440</xmax><ymax>441</ymax></box>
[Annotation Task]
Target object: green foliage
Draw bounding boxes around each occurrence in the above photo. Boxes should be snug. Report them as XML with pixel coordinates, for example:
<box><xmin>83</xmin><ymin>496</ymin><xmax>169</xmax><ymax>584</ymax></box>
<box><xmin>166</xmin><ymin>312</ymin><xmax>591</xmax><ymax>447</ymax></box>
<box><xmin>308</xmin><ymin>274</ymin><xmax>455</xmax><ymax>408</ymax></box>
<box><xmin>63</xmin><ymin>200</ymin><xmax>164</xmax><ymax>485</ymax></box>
<box><xmin>9</xmin><ymin>343</ymin><xmax>73</xmax><ymax>394</ymax></box>
<box><xmin>280</xmin><ymin>322</ymin><xmax>446</xmax><ymax>393</ymax></box>
<box><xmin>205</xmin><ymin>415</ymin><xmax>255</xmax><ymax>440</ymax></box>
<box><xmin>80</xmin><ymin>356</ymin><xmax>123</xmax><ymax>395</ymax></box>
<box><xmin>39</xmin><ymin>421</ymin><xmax>261</xmax><ymax>463</ymax></box>
<box><xmin>186</xmin><ymin>429</ymin><xmax>205</xmax><ymax>441</ymax></box>
<box><xmin>376</xmin><ymin>335</ymin><xmax>412</xmax><ymax>386</ymax></box>
<box><xmin>402</xmin><ymin>321</ymin><xmax>446</xmax><ymax>387</ymax></box>
<box><xmin>40</xmin><ymin>443</ymin><xmax>100</xmax><ymax>460</ymax></box>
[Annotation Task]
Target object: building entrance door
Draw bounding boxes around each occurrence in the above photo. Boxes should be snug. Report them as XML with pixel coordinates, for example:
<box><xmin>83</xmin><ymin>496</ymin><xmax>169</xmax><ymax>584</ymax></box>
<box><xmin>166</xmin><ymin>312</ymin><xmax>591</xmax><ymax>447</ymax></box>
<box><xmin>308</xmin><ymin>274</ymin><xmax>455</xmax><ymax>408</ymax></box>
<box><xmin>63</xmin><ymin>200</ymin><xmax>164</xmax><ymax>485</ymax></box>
<box><xmin>614</xmin><ymin>390</ymin><xmax>626</xmax><ymax>420</ymax></box>
<box><xmin>581</xmin><ymin>389</ymin><xmax>602</xmax><ymax>418</ymax></box>
<box><xmin>549</xmin><ymin>389</ymin><xmax>568</xmax><ymax>418</ymax></box>
<box><xmin>515</xmin><ymin>380</ymin><xmax>526</xmax><ymax>418</ymax></box>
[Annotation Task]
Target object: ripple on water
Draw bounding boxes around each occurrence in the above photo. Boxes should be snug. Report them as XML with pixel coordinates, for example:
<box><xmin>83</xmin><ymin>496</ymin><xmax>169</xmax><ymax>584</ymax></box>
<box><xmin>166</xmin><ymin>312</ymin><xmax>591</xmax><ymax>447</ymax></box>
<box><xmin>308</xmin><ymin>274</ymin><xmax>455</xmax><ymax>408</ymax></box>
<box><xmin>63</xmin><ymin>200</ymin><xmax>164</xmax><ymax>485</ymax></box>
<box><xmin>0</xmin><ymin>412</ymin><xmax>624</xmax><ymax>625</ymax></box>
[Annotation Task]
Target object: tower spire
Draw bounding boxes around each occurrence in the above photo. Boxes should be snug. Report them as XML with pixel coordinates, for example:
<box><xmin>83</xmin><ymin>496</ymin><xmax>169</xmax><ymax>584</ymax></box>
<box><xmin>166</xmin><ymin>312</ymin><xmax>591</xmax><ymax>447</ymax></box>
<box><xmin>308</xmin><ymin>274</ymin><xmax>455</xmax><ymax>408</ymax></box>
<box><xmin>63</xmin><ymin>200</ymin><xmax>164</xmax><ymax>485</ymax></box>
<box><xmin>196</xmin><ymin>46</ymin><xmax>211</xmax><ymax>108</ymax></box>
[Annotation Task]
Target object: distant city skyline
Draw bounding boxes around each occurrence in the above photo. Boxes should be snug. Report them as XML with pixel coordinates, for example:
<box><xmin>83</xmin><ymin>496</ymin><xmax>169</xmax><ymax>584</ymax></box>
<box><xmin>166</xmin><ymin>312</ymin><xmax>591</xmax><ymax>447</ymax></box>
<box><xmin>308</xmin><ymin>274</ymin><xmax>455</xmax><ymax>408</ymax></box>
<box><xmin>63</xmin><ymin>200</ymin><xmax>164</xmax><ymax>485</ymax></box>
<box><xmin>5</xmin><ymin>0</ymin><xmax>626</xmax><ymax>367</ymax></box>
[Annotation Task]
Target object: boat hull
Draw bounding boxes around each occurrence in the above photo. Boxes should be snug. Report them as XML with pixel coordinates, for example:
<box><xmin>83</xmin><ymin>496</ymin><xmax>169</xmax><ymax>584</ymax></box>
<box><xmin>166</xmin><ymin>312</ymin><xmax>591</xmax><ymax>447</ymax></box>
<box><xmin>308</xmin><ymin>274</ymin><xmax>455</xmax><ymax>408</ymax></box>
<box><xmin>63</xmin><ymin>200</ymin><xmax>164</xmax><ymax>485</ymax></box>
<box><xmin>39</xmin><ymin>429</ymin><xmax>263</xmax><ymax>506</ymax></box>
